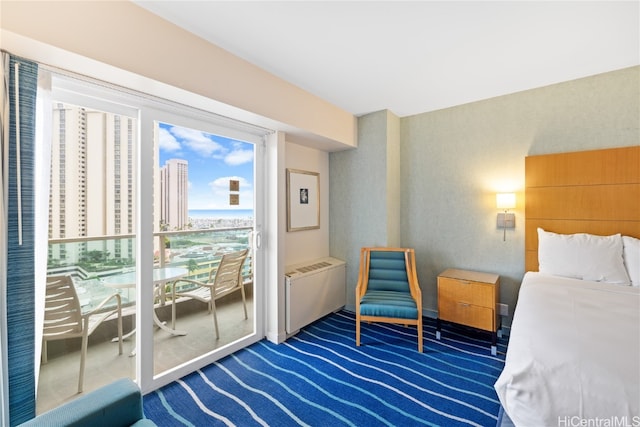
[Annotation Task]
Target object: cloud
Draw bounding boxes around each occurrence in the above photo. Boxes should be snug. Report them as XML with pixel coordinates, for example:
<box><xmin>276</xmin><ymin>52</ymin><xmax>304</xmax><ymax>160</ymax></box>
<box><xmin>158</xmin><ymin>127</ymin><xmax>181</xmax><ymax>152</ymax></box>
<box><xmin>225</xmin><ymin>148</ymin><xmax>254</xmax><ymax>165</ymax></box>
<box><xmin>170</xmin><ymin>126</ymin><xmax>225</xmax><ymax>157</ymax></box>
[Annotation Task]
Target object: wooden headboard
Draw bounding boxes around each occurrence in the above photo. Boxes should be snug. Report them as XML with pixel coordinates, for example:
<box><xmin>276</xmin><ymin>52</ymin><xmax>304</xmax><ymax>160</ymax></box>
<box><xmin>525</xmin><ymin>146</ymin><xmax>640</xmax><ymax>272</ymax></box>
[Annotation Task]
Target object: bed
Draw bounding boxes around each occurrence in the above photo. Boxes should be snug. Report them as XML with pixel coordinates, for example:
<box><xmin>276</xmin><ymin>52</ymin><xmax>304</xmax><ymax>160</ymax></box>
<box><xmin>494</xmin><ymin>146</ymin><xmax>640</xmax><ymax>427</ymax></box>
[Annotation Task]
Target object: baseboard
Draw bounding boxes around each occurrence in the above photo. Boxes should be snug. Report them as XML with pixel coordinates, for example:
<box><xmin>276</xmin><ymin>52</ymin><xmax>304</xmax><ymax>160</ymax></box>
<box><xmin>266</xmin><ymin>329</ymin><xmax>288</xmax><ymax>344</ymax></box>
<box><xmin>423</xmin><ymin>308</ymin><xmax>438</xmax><ymax>319</ymax></box>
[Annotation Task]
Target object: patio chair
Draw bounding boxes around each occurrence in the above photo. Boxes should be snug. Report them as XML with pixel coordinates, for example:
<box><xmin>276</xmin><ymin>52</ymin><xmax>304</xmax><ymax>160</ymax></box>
<box><xmin>355</xmin><ymin>247</ymin><xmax>423</xmax><ymax>352</ymax></box>
<box><xmin>42</xmin><ymin>275</ymin><xmax>123</xmax><ymax>393</ymax></box>
<box><xmin>171</xmin><ymin>249</ymin><xmax>249</xmax><ymax>339</ymax></box>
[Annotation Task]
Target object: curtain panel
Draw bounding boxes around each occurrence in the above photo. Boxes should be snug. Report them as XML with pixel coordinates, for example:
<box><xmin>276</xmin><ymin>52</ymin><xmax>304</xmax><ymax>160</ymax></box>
<box><xmin>1</xmin><ymin>52</ymin><xmax>38</xmax><ymax>426</ymax></box>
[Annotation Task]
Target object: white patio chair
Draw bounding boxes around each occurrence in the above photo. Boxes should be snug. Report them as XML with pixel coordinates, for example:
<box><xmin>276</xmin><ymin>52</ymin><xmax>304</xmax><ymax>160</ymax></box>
<box><xmin>42</xmin><ymin>275</ymin><xmax>123</xmax><ymax>393</ymax></box>
<box><xmin>171</xmin><ymin>249</ymin><xmax>249</xmax><ymax>339</ymax></box>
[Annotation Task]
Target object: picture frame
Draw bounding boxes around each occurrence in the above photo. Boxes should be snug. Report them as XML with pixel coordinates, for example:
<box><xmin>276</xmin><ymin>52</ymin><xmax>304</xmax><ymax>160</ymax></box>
<box><xmin>286</xmin><ymin>168</ymin><xmax>320</xmax><ymax>232</ymax></box>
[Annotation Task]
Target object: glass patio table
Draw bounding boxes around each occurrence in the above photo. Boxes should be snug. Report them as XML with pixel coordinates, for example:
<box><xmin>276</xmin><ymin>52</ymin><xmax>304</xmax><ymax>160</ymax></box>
<box><xmin>102</xmin><ymin>267</ymin><xmax>189</xmax><ymax>337</ymax></box>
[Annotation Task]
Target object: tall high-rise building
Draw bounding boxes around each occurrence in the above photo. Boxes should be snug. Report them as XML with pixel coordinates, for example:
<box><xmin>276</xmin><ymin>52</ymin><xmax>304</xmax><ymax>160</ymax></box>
<box><xmin>49</xmin><ymin>103</ymin><xmax>136</xmax><ymax>263</ymax></box>
<box><xmin>48</xmin><ymin>103</ymin><xmax>191</xmax><ymax>266</ymax></box>
<box><xmin>160</xmin><ymin>159</ymin><xmax>189</xmax><ymax>230</ymax></box>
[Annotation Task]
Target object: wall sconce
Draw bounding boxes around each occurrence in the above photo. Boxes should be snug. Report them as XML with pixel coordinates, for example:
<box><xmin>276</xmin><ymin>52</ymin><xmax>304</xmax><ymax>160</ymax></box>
<box><xmin>496</xmin><ymin>193</ymin><xmax>516</xmax><ymax>241</ymax></box>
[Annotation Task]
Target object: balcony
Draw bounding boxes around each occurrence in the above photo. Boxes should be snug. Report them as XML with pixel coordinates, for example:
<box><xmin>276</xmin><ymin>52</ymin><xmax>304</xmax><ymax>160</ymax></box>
<box><xmin>38</xmin><ymin>226</ymin><xmax>254</xmax><ymax>414</ymax></box>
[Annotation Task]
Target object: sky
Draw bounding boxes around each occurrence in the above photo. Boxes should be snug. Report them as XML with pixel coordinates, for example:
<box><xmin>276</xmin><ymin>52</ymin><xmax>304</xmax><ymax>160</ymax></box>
<box><xmin>157</xmin><ymin>122</ymin><xmax>254</xmax><ymax>210</ymax></box>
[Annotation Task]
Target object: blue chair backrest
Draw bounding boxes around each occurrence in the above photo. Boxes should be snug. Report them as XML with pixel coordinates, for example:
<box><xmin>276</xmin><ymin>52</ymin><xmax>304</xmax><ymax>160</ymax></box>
<box><xmin>367</xmin><ymin>251</ymin><xmax>410</xmax><ymax>293</ymax></box>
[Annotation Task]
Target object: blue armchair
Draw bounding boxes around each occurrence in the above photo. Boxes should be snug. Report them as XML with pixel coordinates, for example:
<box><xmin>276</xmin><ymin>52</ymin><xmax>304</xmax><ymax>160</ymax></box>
<box><xmin>355</xmin><ymin>247</ymin><xmax>423</xmax><ymax>352</ymax></box>
<box><xmin>19</xmin><ymin>378</ymin><xmax>156</xmax><ymax>427</ymax></box>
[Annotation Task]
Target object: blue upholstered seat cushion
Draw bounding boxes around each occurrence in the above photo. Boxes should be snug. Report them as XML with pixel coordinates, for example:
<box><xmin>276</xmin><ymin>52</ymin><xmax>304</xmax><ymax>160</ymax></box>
<box><xmin>360</xmin><ymin>251</ymin><xmax>418</xmax><ymax>319</ymax></box>
<box><xmin>359</xmin><ymin>290</ymin><xmax>418</xmax><ymax>319</ymax></box>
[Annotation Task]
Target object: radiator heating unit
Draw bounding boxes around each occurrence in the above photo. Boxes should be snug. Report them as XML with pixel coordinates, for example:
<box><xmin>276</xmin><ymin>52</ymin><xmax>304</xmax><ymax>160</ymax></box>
<box><xmin>285</xmin><ymin>257</ymin><xmax>346</xmax><ymax>334</ymax></box>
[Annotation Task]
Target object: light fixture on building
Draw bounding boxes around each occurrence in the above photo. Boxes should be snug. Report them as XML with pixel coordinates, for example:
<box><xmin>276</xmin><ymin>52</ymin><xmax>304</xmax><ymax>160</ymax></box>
<box><xmin>496</xmin><ymin>193</ymin><xmax>516</xmax><ymax>241</ymax></box>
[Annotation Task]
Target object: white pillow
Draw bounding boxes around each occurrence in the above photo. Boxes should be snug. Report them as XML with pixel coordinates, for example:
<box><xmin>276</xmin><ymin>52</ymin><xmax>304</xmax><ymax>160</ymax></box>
<box><xmin>622</xmin><ymin>236</ymin><xmax>640</xmax><ymax>287</ymax></box>
<box><xmin>537</xmin><ymin>228</ymin><xmax>630</xmax><ymax>285</ymax></box>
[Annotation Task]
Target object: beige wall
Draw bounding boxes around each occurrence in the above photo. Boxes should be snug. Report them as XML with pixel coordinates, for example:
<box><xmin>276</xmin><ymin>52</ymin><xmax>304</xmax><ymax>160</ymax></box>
<box><xmin>285</xmin><ymin>142</ymin><xmax>330</xmax><ymax>266</ymax></box>
<box><xmin>0</xmin><ymin>0</ymin><xmax>356</xmax><ymax>150</ymax></box>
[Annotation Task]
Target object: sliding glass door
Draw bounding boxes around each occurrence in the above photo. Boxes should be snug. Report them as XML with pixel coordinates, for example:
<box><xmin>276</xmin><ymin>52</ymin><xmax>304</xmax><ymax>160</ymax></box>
<box><xmin>147</xmin><ymin>112</ymin><xmax>262</xmax><ymax>383</ymax></box>
<box><xmin>37</xmin><ymin>73</ymin><xmax>266</xmax><ymax>412</ymax></box>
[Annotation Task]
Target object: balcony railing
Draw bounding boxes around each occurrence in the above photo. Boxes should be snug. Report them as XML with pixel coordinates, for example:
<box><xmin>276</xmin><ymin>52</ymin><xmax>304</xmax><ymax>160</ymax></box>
<box><xmin>47</xmin><ymin>227</ymin><xmax>253</xmax><ymax>311</ymax></box>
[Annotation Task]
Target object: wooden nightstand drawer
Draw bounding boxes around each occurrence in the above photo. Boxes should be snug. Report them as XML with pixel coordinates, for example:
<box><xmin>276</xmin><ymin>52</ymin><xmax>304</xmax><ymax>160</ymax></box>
<box><xmin>438</xmin><ymin>277</ymin><xmax>494</xmax><ymax>308</ymax></box>
<box><xmin>439</xmin><ymin>300</ymin><xmax>494</xmax><ymax>331</ymax></box>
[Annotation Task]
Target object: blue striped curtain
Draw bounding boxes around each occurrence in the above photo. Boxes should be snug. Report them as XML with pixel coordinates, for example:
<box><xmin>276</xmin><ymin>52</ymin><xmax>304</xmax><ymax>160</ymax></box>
<box><xmin>2</xmin><ymin>53</ymin><xmax>38</xmax><ymax>426</ymax></box>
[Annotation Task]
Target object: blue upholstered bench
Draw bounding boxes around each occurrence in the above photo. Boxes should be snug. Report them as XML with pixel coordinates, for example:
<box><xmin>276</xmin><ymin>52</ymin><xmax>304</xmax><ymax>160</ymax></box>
<box><xmin>19</xmin><ymin>378</ymin><xmax>156</xmax><ymax>427</ymax></box>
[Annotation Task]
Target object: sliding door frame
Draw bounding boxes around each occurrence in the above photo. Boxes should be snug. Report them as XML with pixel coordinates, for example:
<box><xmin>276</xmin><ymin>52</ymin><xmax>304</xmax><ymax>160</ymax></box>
<box><xmin>48</xmin><ymin>72</ymin><xmax>268</xmax><ymax>395</ymax></box>
<box><xmin>139</xmin><ymin>106</ymin><xmax>266</xmax><ymax>392</ymax></box>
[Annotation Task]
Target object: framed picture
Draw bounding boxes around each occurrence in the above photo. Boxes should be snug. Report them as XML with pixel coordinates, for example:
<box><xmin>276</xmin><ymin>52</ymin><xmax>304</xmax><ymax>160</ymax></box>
<box><xmin>287</xmin><ymin>169</ymin><xmax>320</xmax><ymax>231</ymax></box>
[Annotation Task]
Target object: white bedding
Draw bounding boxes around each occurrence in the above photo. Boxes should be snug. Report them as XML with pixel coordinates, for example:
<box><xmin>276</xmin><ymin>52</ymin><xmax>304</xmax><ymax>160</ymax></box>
<box><xmin>494</xmin><ymin>272</ymin><xmax>640</xmax><ymax>427</ymax></box>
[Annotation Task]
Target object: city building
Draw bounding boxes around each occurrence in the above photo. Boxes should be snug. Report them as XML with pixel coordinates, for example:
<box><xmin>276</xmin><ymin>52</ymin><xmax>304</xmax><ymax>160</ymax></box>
<box><xmin>159</xmin><ymin>159</ymin><xmax>188</xmax><ymax>230</ymax></box>
<box><xmin>49</xmin><ymin>103</ymin><xmax>136</xmax><ymax>264</ymax></box>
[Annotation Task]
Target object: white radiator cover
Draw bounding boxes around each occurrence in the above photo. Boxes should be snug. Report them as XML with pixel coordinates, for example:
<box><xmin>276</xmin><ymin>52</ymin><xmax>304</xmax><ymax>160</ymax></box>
<box><xmin>285</xmin><ymin>257</ymin><xmax>346</xmax><ymax>334</ymax></box>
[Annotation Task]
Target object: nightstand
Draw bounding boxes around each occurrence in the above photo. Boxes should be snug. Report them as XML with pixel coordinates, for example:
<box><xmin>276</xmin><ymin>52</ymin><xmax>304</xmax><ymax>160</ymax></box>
<box><xmin>436</xmin><ymin>268</ymin><xmax>500</xmax><ymax>355</ymax></box>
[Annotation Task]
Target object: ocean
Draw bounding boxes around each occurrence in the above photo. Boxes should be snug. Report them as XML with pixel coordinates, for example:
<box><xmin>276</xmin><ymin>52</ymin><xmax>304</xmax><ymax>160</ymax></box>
<box><xmin>188</xmin><ymin>209</ymin><xmax>254</xmax><ymax>220</ymax></box>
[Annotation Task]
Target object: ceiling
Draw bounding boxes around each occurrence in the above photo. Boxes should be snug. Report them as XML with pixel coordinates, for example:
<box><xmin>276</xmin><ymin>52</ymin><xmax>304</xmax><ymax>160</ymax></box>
<box><xmin>134</xmin><ymin>1</ymin><xmax>639</xmax><ymax>118</ymax></box>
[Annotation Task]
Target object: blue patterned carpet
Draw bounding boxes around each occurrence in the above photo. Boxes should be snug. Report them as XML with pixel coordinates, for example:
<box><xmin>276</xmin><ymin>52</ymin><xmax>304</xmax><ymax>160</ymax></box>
<box><xmin>144</xmin><ymin>310</ymin><xmax>507</xmax><ymax>426</ymax></box>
